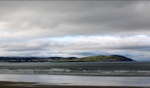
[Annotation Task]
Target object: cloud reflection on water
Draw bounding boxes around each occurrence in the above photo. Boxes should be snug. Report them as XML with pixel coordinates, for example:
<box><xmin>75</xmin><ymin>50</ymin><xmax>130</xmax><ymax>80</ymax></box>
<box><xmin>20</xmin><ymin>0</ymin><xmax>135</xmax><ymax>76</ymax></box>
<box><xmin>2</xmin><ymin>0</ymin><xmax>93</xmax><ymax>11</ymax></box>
<box><xmin>0</xmin><ymin>74</ymin><xmax>149</xmax><ymax>86</ymax></box>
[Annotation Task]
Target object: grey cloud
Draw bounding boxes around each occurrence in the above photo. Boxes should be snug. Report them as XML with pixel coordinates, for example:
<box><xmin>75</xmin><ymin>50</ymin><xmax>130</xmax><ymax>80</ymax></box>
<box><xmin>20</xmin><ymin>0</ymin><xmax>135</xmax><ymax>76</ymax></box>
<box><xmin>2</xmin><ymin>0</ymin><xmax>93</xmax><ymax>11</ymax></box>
<box><xmin>115</xmin><ymin>46</ymin><xmax>150</xmax><ymax>52</ymax></box>
<box><xmin>0</xmin><ymin>1</ymin><xmax>150</xmax><ymax>39</ymax></box>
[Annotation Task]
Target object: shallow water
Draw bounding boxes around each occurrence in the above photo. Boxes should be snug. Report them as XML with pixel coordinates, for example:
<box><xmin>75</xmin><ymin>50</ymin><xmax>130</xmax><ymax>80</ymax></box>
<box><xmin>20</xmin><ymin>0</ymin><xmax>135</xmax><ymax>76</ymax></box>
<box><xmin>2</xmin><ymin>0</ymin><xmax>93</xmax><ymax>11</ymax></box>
<box><xmin>0</xmin><ymin>74</ymin><xmax>149</xmax><ymax>87</ymax></box>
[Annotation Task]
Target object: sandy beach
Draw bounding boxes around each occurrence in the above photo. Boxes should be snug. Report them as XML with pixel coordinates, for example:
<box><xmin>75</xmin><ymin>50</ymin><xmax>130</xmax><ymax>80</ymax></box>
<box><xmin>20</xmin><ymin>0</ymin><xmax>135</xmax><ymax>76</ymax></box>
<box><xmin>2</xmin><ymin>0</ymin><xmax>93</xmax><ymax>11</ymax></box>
<box><xmin>0</xmin><ymin>81</ymin><xmax>148</xmax><ymax>88</ymax></box>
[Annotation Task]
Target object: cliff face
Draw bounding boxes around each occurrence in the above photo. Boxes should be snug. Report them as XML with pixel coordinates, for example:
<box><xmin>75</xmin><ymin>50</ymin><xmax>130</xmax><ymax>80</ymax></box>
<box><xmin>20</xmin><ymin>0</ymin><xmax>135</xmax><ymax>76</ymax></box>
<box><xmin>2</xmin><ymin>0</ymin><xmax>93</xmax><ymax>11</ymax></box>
<box><xmin>81</xmin><ymin>55</ymin><xmax>133</xmax><ymax>62</ymax></box>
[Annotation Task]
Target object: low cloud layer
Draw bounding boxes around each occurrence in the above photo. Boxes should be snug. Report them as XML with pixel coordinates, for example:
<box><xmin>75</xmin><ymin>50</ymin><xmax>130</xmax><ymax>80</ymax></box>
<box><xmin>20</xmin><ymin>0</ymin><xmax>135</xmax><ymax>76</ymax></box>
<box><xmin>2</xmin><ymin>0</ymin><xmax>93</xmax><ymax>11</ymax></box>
<box><xmin>0</xmin><ymin>1</ymin><xmax>150</xmax><ymax>61</ymax></box>
<box><xmin>0</xmin><ymin>35</ymin><xmax>149</xmax><ymax>61</ymax></box>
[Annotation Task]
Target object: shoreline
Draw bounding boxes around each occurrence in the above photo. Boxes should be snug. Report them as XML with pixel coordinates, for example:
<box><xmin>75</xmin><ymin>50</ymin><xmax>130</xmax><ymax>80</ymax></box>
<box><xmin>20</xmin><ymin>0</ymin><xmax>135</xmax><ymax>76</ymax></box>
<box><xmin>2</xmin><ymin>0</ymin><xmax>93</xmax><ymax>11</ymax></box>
<box><xmin>0</xmin><ymin>81</ymin><xmax>148</xmax><ymax>88</ymax></box>
<box><xmin>0</xmin><ymin>73</ymin><xmax>150</xmax><ymax>77</ymax></box>
<box><xmin>0</xmin><ymin>74</ymin><xmax>149</xmax><ymax>87</ymax></box>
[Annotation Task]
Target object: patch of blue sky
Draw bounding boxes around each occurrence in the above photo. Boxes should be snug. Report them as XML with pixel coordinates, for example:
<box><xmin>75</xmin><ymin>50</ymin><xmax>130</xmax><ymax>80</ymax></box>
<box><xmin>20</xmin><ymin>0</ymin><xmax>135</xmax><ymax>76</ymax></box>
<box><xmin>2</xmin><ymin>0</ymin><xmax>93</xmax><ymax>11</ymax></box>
<box><xmin>48</xmin><ymin>34</ymin><xmax>148</xmax><ymax>39</ymax></box>
<box><xmin>41</xmin><ymin>35</ymin><xmax>119</xmax><ymax>41</ymax></box>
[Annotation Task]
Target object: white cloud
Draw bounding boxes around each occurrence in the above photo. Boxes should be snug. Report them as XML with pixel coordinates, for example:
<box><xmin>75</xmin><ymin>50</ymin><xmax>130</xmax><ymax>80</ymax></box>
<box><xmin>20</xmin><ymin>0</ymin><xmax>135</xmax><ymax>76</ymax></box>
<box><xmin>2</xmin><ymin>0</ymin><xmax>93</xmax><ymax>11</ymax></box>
<box><xmin>0</xmin><ymin>35</ymin><xmax>149</xmax><ymax>61</ymax></box>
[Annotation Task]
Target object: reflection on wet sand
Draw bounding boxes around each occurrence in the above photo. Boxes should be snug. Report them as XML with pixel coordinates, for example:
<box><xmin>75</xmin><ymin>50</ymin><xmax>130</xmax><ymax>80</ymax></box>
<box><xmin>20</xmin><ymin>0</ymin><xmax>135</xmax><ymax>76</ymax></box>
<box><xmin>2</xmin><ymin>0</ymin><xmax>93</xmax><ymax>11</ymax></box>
<box><xmin>0</xmin><ymin>74</ymin><xmax>149</xmax><ymax>87</ymax></box>
<box><xmin>0</xmin><ymin>81</ymin><xmax>147</xmax><ymax>88</ymax></box>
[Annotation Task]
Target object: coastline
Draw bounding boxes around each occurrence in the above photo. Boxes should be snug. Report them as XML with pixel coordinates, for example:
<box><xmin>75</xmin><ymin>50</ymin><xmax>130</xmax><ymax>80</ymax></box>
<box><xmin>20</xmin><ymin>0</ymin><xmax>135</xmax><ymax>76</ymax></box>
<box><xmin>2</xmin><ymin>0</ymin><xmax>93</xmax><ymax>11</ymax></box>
<box><xmin>0</xmin><ymin>81</ymin><xmax>148</xmax><ymax>88</ymax></box>
<box><xmin>0</xmin><ymin>72</ymin><xmax>150</xmax><ymax>77</ymax></box>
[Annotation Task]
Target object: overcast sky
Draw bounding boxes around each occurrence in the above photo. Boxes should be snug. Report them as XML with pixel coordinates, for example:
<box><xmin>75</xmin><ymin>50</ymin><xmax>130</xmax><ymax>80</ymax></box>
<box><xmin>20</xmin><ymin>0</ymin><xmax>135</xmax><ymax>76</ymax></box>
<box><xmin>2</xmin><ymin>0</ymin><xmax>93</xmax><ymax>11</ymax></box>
<box><xmin>0</xmin><ymin>1</ymin><xmax>150</xmax><ymax>61</ymax></box>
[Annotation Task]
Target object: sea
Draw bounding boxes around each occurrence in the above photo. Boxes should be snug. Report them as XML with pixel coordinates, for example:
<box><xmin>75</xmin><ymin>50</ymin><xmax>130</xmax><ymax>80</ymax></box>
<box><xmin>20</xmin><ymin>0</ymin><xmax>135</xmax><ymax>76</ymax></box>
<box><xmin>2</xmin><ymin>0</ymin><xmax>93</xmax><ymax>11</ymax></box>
<box><xmin>0</xmin><ymin>62</ymin><xmax>150</xmax><ymax>87</ymax></box>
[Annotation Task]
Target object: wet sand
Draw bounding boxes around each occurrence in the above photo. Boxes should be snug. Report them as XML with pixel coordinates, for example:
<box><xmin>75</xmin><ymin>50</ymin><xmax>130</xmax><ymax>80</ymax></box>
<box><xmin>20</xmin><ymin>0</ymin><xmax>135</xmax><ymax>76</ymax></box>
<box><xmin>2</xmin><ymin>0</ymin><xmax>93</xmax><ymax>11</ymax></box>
<box><xmin>0</xmin><ymin>81</ymin><xmax>148</xmax><ymax>88</ymax></box>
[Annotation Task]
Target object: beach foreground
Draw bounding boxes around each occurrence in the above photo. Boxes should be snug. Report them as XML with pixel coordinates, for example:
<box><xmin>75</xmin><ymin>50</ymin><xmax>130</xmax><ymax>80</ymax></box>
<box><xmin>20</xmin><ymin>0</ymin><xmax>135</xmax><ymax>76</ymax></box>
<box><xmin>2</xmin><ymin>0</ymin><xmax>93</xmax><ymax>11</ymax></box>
<box><xmin>0</xmin><ymin>81</ymin><xmax>148</xmax><ymax>88</ymax></box>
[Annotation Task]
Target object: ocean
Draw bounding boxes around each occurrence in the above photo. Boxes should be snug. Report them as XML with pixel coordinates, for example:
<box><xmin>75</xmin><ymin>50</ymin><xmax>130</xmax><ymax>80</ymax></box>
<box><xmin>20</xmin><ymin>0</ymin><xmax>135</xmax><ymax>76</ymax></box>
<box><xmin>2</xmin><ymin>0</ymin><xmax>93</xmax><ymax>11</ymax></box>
<box><xmin>0</xmin><ymin>62</ymin><xmax>149</xmax><ymax>87</ymax></box>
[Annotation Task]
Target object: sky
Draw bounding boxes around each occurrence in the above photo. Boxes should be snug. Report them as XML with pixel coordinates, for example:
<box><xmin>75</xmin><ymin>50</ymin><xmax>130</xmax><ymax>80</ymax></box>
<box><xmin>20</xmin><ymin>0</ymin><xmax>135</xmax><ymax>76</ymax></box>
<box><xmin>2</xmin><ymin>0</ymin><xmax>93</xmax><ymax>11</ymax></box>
<box><xmin>0</xmin><ymin>1</ymin><xmax>150</xmax><ymax>61</ymax></box>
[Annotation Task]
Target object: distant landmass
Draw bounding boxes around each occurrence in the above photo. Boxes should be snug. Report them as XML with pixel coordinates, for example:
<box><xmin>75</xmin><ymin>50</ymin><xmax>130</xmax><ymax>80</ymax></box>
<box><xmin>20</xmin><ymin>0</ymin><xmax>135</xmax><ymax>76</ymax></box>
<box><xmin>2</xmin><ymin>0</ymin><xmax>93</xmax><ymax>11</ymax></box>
<box><xmin>0</xmin><ymin>55</ymin><xmax>133</xmax><ymax>62</ymax></box>
<box><xmin>81</xmin><ymin>55</ymin><xmax>133</xmax><ymax>62</ymax></box>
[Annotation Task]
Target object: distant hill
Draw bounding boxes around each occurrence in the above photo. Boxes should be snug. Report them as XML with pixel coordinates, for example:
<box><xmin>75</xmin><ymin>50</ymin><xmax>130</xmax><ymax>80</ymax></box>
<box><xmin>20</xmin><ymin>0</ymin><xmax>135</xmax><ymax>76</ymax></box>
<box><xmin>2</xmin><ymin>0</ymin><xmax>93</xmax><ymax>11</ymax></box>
<box><xmin>0</xmin><ymin>55</ymin><xmax>133</xmax><ymax>62</ymax></box>
<box><xmin>80</xmin><ymin>55</ymin><xmax>133</xmax><ymax>62</ymax></box>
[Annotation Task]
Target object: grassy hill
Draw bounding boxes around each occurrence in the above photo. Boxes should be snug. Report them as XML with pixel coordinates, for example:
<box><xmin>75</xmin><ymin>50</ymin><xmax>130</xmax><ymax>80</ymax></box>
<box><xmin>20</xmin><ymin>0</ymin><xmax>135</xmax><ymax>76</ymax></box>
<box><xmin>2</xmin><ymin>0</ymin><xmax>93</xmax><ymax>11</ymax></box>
<box><xmin>80</xmin><ymin>55</ymin><xmax>133</xmax><ymax>62</ymax></box>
